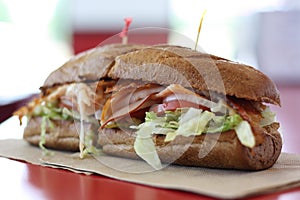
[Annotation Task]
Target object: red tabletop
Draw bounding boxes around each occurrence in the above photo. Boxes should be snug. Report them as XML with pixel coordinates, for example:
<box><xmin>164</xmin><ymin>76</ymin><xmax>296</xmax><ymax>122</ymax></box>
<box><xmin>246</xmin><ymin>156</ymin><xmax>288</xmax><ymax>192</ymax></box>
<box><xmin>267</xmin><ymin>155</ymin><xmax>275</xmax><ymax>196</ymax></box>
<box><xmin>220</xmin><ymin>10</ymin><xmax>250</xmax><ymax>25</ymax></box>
<box><xmin>0</xmin><ymin>157</ymin><xmax>300</xmax><ymax>200</ymax></box>
<box><xmin>1</xmin><ymin>85</ymin><xmax>300</xmax><ymax>200</ymax></box>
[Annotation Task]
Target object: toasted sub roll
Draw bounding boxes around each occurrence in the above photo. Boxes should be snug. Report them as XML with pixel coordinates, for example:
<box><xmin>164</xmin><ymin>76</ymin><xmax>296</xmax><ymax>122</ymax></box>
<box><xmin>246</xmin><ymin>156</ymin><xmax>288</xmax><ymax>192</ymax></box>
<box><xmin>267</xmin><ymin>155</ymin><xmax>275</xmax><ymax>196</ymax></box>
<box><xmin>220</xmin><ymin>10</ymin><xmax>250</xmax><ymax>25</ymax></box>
<box><xmin>98</xmin><ymin>45</ymin><xmax>282</xmax><ymax>170</ymax></box>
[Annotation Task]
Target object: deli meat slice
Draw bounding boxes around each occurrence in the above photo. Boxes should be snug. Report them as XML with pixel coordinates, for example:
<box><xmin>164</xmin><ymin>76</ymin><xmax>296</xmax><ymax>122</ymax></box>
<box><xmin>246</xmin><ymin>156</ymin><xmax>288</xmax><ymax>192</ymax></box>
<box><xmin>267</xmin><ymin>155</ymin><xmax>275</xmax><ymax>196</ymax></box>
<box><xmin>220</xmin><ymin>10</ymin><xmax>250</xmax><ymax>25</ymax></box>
<box><xmin>155</xmin><ymin>84</ymin><xmax>217</xmax><ymax>109</ymax></box>
<box><xmin>101</xmin><ymin>84</ymin><xmax>164</xmax><ymax>127</ymax></box>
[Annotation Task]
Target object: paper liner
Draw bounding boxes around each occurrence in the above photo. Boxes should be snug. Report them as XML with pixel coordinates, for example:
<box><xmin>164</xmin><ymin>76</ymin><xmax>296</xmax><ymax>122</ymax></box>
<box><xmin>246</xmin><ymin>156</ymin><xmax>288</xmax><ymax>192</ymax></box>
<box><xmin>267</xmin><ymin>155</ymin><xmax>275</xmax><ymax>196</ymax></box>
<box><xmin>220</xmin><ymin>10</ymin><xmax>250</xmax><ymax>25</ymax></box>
<box><xmin>1</xmin><ymin>139</ymin><xmax>300</xmax><ymax>199</ymax></box>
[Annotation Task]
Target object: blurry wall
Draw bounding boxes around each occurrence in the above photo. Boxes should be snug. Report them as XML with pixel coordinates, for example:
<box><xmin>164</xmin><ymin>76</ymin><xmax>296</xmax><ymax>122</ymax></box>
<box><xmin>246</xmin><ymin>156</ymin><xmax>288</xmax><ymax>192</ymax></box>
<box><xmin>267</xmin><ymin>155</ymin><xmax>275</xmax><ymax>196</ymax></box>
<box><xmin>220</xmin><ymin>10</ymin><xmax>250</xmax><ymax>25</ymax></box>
<box><xmin>256</xmin><ymin>10</ymin><xmax>300</xmax><ymax>84</ymax></box>
<box><xmin>71</xmin><ymin>0</ymin><xmax>170</xmax><ymax>53</ymax></box>
<box><xmin>1</xmin><ymin>0</ymin><xmax>300</xmax><ymax>100</ymax></box>
<box><xmin>168</xmin><ymin>0</ymin><xmax>300</xmax><ymax>85</ymax></box>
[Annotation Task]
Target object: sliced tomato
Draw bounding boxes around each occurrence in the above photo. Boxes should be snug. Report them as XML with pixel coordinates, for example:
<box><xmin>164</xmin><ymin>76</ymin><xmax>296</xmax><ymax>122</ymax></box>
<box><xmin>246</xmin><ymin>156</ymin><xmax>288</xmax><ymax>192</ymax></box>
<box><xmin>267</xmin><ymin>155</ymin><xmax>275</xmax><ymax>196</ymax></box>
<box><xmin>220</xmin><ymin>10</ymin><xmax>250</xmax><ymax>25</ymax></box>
<box><xmin>149</xmin><ymin>100</ymin><xmax>209</xmax><ymax>115</ymax></box>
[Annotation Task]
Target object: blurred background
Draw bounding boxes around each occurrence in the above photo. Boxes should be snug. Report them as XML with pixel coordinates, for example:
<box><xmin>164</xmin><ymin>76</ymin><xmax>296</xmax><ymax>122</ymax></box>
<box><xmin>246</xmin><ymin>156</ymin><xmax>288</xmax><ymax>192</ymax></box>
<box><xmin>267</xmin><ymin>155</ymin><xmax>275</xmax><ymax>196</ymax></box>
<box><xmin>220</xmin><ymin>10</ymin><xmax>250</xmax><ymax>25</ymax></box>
<box><xmin>0</xmin><ymin>0</ymin><xmax>300</xmax><ymax>152</ymax></box>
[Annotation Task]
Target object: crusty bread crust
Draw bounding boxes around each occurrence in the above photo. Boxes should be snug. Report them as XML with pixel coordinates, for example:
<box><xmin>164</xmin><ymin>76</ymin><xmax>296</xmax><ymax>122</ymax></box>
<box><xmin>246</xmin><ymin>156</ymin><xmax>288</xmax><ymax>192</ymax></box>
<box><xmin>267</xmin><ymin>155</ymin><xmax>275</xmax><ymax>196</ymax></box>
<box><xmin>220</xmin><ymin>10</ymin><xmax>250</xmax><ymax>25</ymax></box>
<box><xmin>42</xmin><ymin>44</ymin><xmax>145</xmax><ymax>89</ymax></box>
<box><xmin>98</xmin><ymin>123</ymin><xmax>282</xmax><ymax>170</ymax></box>
<box><xmin>109</xmin><ymin>46</ymin><xmax>280</xmax><ymax>105</ymax></box>
<box><xmin>24</xmin><ymin>117</ymin><xmax>97</xmax><ymax>151</ymax></box>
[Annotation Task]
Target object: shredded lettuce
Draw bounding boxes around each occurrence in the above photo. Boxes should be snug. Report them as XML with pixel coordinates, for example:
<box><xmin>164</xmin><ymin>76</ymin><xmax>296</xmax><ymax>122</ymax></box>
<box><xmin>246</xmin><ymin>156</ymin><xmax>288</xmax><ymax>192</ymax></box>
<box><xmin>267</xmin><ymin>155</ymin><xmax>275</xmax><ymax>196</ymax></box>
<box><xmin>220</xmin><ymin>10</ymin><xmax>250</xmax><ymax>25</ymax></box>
<box><xmin>31</xmin><ymin>101</ymin><xmax>74</xmax><ymax>155</ymax></box>
<box><xmin>176</xmin><ymin>109</ymin><xmax>214</xmax><ymax>137</ymax></box>
<box><xmin>143</xmin><ymin>110</ymin><xmax>181</xmax><ymax>130</ymax></box>
<box><xmin>39</xmin><ymin>116</ymin><xmax>47</xmax><ymax>151</ymax></box>
<box><xmin>135</xmin><ymin>109</ymin><xmax>243</xmax><ymax>141</ymax></box>
<box><xmin>134</xmin><ymin>122</ymin><xmax>163</xmax><ymax>170</ymax></box>
<box><xmin>32</xmin><ymin>101</ymin><xmax>72</xmax><ymax>121</ymax></box>
<box><xmin>32</xmin><ymin>100</ymin><xmax>96</xmax><ymax>125</ymax></box>
<box><xmin>80</xmin><ymin>130</ymin><xmax>103</xmax><ymax>157</ymax></box>
<box><xmin>32</xmin><ymin>101</ymin><xmax>100</xmax><ymax>156</ymax></box>
<box><xmin>39</xmin><ymin>116</ymin><xmax>54</xmax><ymax>156</ymax></box>
<box><xmin>133</xmin><ymin>111</ymin><xmax>183</xmax><ymax>169</ymax></box>
<box><xmin>260</xmin><ymin>107</ymin><xmax>276</xmax><ymax>127</ymax></box>
<box><xmin>206</xmin><ymin>114</ymin><xmax>242</xmax><ymax>133</ymax></box>
<box><xmin>145</xmin><ymin>111</ymin><xmax>158</xmax><ymax>122</ymax></box>
<box><xmin>234</xmin><ymin>120</ymin><xmax>255</xmax><ymax>148</ymax></box>
<box><xmin>164</xmin><ymin>132</ymin><xmax>177</xmax><ymax>142</ymax></box>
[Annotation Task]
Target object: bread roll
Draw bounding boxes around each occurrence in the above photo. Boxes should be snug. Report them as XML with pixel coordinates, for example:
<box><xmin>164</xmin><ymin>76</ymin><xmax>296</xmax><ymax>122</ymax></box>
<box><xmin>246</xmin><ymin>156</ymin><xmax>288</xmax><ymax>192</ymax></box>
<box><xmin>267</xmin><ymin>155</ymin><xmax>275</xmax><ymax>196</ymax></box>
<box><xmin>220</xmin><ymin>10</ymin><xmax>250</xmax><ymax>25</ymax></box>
<box><xmin>98</xmin><ymin>45</ymin><xmax>282</xmax><ymax>170</ymax></box>
<box><xmin>109</xmin><ymin>45</ymin><xmax>280</xmax><ymax>105</ymax></box>
<box><xmin>42</xmin><ymin>44</ymin><xmax>145</xmax><ymax>89</ymax></box>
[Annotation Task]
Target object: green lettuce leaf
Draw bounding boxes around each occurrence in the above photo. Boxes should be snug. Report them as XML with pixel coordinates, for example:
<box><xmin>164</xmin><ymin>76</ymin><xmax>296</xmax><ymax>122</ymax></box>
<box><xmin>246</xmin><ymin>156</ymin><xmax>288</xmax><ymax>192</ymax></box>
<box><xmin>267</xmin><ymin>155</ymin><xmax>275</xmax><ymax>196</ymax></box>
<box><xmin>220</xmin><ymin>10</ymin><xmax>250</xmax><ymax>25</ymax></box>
<box><xmin>260</xmin><ymin>107</ymin><xmax>276</xmax><ymax>127</ymax></box>
<box><xmin>134</xmin><ymin>122</ymin><xmax>163</xmax><ymax>170</ymax></box>
<box><xmin>33</xmin><ymin>101</ymin><xmax>99</xmax><ymax>156</ymax></box>
<box><xmin>234</xmin><ymin>120</ymin><xmax>255</xmax><ymax>148</ymax></box>
<box><xmin>176</xmin><ymin>109</ymin><xmax>214</xmax><ymax>137</ymax></box>
<box><xmin>206</xmin><ymin>114</ymin><xmax>242</xmax><ymax>133</ymax></box>
<box><xmin>32</xmin><ymin>101</ymin><xmax>72</xmax><ymax>121</ymax></box>
<box><xmin>39</xmin><ymin>116</ymin><xmax>54</xmax><ymax>156</ymax></box>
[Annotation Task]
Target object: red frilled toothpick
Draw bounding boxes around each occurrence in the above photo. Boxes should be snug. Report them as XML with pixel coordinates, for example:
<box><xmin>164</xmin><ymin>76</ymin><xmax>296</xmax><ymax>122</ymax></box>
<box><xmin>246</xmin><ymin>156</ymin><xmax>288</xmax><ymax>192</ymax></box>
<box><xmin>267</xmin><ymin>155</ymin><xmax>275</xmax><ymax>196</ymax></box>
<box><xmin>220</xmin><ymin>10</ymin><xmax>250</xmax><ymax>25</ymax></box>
<box><xmin>119</xmin><ymin>17</ymin><xmax>133</xmax><ymax>44</ymax></box>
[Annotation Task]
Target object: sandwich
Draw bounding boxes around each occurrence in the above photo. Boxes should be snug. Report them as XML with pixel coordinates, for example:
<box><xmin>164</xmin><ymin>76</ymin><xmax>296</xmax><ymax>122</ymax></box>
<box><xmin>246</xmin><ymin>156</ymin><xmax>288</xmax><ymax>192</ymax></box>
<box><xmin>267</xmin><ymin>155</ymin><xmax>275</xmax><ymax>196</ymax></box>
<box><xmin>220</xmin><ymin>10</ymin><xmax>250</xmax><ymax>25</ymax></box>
<box><xmin>97</xmin><ymin>45</ymin><xmax>282</xmax><ymax>171</ymax></box>
<box><xmin>15</xmin><ymin>43</ymin><xmax>282</xmax><ymax>171</ymax></box>
<box><xmin>14</xmin><ymin>43</ymin><xmax>145</xmax><ymax>156</ymax></box>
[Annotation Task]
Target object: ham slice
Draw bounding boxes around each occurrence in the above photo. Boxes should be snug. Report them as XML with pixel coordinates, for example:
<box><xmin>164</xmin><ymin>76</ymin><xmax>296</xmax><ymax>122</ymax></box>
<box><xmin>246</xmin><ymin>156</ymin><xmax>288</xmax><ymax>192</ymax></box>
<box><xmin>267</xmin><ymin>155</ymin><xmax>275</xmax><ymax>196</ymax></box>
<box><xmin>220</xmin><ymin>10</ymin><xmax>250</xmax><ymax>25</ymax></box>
<box><xmin>101</xmin><ymin>84</ymin><xmax>164</xmax><ymax>127</ymax></box>
<box><xmin>100</xmin><ymin>84</ymin><xmax>222</xmax><ymax>128</ymax></box>
<box><xmin>155</xmin><ymin>84</ymin><xmax>217</xmax><ymax>109</ymax></box>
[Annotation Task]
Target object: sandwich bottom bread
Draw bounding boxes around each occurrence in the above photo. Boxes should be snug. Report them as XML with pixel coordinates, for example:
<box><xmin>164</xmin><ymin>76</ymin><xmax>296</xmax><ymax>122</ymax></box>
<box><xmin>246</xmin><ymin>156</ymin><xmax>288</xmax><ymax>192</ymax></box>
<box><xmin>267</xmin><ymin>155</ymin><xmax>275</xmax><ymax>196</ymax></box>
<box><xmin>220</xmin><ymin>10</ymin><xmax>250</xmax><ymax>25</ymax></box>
<box><xmin>23</xmin><ymin>117</ymin><xmax>92</xmax><ymax>151</ymax></box>
<box><xmin>98</xmin><ymin>122</ymin><xmax>281</xmax><ymax>170</ymax></box>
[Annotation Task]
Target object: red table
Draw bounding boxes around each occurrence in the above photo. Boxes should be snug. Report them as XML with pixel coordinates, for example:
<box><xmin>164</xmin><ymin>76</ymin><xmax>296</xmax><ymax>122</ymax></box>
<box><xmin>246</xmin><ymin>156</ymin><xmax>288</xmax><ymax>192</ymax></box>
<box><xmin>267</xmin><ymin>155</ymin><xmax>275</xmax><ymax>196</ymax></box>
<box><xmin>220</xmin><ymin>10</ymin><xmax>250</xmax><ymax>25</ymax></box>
<box><xmin>0</xmin><ymin>157</ymin><xmax>299</xmax><ymax>200</ymax></box>
<box><xmin>1</xmin><ymin>85</ymin><xmax>300</xmax><ymax>200</ymax></box>
<box><xmin>0</xmin><ymin>157</ymin><xmax>300</xmax><ymax>200</ymax></box>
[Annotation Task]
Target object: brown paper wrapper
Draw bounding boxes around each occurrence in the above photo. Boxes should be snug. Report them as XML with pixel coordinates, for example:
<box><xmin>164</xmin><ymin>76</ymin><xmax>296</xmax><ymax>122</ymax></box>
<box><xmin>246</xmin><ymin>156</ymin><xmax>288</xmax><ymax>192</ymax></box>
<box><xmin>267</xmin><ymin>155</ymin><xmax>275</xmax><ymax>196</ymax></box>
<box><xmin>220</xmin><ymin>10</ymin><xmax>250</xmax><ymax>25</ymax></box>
<box><xmin>0</xmin><ymin>139</ymin><xmax>300</xmax><ymax>199</ymax></box>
